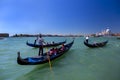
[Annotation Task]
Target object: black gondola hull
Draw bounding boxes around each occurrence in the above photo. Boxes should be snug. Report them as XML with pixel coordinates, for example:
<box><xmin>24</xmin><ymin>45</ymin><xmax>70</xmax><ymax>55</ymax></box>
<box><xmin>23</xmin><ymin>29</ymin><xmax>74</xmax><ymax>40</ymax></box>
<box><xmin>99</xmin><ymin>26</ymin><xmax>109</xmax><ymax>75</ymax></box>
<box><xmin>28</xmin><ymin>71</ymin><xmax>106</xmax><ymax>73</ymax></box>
<box><xmin>84</xmin><ymin>40</ymin><xmax>108</xmax><ymax>48</ymax></box>
<box><xmin>26</xmin><ymin>40</ymin><xmax>66</xmax><ymax>48</ymax></box>
<box><xmin>17</xmin><ymin>40</ymin><xmax>74</xmax><ymax>65</ymax></box>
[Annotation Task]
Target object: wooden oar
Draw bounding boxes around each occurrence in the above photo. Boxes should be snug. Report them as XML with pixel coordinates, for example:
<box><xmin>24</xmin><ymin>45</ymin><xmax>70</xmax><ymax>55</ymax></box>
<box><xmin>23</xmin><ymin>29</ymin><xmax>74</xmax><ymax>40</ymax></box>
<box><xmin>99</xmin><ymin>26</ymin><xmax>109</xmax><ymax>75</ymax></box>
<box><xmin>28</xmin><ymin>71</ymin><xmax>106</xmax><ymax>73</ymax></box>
<box><xmin>46</xmin><ymin>48</ymin><xmax>52</xmax><ymax>70</ymax></box>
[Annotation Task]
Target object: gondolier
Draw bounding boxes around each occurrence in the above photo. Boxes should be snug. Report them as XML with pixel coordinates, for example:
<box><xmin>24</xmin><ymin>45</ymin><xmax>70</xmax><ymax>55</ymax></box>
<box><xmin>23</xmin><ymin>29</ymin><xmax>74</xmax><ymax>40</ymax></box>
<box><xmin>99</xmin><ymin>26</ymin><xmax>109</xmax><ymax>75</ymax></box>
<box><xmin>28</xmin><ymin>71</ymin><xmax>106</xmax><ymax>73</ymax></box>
<box><xmin>36</xmin><ymin>34</ymin><xmax>46</xmax><ymax>56</ymax></box>
<box><xmin>85</xmin><ymin>36</ymin><xmax>89</xmax><ymax>43</ymax></box>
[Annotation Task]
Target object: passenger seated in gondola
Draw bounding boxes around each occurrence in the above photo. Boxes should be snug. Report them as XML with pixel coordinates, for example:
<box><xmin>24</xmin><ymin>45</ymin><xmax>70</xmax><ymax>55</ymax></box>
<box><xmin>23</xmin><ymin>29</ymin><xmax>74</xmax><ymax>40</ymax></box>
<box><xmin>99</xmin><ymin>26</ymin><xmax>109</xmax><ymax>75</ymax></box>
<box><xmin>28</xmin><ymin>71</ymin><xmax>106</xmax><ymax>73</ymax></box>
<box><xmin>52</xmin><ymin>41</ymin><xmax>55</xmax><ymax>44</ymax></box>
<box><xmin>93</xmin><ymin>42</ymin><xmax>98</xmax><ymax>46</ymax></box>
<box><xmin>46</xmin><ymin>42</ymin><xmax>49</xmax><ymax>45</ymax></box>
<box><xmin>49</xmin><ymin>48</ymin><xmax>54</xmax><ymax>56</ymax></box>
<box><xmin>60</xmin><ymin>44</ymin><xmax>65</xmax><ymax>51</ymax></box>
<box><xmin>34</xmin><ymin>39</ymin><xmax>37</xmax><ymax>45</ymax></box>
<box><xmin>100</xmin><ymin>43</ymin><xmax>104</xmax><ymax>45</ymax></box>
<box><xmin>54</xmin><ymin>48</ymin><xmax>58</xmax><ymax>55</ymax></box>
<box><xmin>48</xmin><ymin>48</ymin><xmax>58</xmax><ymax>56</ymax></box>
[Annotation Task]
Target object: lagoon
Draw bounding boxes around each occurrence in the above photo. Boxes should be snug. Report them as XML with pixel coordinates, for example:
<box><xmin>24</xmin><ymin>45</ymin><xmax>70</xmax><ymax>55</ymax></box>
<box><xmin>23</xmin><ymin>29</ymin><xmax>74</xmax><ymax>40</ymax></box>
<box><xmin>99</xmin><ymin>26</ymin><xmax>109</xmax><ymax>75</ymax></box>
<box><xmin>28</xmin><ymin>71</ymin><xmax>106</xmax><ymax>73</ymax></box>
<box><xmin>0</xmin><ymin>36</ymin><xmax>120</xmax><ymax>80</ymax></box>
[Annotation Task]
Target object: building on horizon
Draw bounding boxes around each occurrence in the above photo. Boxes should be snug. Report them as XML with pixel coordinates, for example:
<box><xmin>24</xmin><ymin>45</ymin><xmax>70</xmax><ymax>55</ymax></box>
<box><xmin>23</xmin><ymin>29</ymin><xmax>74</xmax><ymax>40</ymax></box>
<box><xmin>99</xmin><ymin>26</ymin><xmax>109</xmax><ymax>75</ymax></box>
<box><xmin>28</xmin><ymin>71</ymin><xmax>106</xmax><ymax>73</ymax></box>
<box><xmin>0</xmin><ymin>33</ymin><xmax>9</xmax><ymax>37</ymax></box>
<box><xmin>95</xmin><ymin>28</ymin><xmax>111</xmax><ymax>37</ymax></box>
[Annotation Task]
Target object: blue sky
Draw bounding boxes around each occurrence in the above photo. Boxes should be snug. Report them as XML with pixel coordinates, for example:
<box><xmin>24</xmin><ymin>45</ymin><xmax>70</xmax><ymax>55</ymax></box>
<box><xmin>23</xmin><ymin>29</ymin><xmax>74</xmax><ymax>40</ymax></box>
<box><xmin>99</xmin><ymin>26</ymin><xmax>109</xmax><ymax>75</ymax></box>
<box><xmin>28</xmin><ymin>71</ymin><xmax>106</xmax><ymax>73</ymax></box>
<box><xmin>0</xmin><ymin>0</ymin><xmax>120</xmax><ymax>35</ymax></box>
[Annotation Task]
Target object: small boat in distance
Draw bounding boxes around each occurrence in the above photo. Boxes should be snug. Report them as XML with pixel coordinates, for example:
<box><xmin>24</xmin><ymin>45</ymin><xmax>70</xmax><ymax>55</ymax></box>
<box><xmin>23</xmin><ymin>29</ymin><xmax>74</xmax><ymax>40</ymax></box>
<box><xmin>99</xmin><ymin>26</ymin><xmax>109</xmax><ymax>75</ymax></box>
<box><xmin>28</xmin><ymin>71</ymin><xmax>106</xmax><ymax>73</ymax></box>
<box><xmin>17</xmin><ymin>40</ymin><xmax>74</xmax><ymax>65</ymax></box>
<box><xmin>26</xmin><ymin>40</ymin><xmax>66</xmax><ymax>48</ymax></box>
<box><xmin>117</xmin><ymin>36</ymin><xmax>120</xmax><ymax>39</ymax></box>
<box><xmin>84</xmin><ymin>40</ymin><xmax>108</xmax><ymax>48</ymax></box>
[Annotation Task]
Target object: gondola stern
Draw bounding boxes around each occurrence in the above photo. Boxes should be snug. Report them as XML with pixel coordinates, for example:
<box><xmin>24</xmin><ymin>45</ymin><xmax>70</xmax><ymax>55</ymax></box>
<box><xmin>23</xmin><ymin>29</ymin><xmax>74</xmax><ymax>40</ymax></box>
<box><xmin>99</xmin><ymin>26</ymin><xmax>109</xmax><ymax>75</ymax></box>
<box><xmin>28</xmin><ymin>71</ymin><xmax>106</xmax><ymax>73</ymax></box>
<box><xmin>26</xmin><ymin>41</ymin><xmax>28</xmax><ymax>44</ymax></box>
<box><xmin>17</xmin><ymin>51</ymin><xmax>24</xmax><ymax>65</ymax></box>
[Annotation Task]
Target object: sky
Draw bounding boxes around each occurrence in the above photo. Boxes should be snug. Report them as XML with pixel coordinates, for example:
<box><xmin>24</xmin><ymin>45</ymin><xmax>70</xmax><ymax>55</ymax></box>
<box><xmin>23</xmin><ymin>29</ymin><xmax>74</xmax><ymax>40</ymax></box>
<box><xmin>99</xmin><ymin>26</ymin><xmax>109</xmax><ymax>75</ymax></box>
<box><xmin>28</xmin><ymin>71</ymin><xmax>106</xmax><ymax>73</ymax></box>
<box><xmin>0</xmin><ymin>0</ymin><xmax>120</xmax><ymax>35</ymax></box>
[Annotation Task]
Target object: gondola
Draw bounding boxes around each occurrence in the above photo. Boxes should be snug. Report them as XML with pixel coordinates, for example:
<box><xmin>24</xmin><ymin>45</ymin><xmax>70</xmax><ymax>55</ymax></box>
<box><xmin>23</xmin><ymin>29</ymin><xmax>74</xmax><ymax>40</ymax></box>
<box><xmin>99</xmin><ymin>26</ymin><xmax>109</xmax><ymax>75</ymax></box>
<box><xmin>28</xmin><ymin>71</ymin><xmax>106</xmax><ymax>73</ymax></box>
<box><xmin>117</xmin><ymin>37</ymin><xmax>120</xmax><ymax>39</ymax></box>
<box><xmin>17</xmin><ymin>40</ymin><xmax>74</xmax><ymax>65</ymax></box>
<box><xmin>26</xmin><ymin>40</ymin><xmax>66</xmax><ymax>48</ymax></box>
<box><xmin>84</xmin><ymin>40</ymin><xmax>108</xmax><ymax>48</ymax></box>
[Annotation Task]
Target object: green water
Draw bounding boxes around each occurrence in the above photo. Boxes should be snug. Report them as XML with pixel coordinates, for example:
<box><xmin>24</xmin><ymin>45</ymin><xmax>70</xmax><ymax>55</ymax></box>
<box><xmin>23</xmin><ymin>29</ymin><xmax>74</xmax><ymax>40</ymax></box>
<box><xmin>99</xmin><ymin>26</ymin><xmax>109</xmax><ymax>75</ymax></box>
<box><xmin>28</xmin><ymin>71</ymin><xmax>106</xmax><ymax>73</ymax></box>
<box><xmin>0</xmin><ymin>37</ymin><xmax>120</xmax><ymax>80</ymax></box>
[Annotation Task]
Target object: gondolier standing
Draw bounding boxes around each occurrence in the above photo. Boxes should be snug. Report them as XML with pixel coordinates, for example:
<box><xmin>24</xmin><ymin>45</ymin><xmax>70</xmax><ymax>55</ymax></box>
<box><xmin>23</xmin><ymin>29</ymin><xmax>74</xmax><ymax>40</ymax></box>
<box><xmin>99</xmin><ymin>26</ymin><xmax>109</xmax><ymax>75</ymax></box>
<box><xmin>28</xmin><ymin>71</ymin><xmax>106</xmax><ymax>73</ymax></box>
<box><xmin>85</xmin><ymin>36</ymin><xmax>89</xmax><ymax>43</ymax></box>
<box><xmin>36</xmin><ymin>34</ymin><xmax>46</xmax><ymax>56</ymax></box>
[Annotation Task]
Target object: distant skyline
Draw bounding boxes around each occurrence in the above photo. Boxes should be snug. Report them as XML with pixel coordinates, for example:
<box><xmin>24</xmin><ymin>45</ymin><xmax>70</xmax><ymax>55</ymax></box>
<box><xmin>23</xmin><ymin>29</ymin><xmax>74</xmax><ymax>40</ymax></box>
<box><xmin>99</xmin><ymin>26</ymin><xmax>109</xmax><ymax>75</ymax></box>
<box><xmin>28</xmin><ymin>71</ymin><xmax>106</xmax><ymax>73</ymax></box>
<box><xmin>0</xmin><ymin>0</ymin><xmax>120</xmax><ymax>35</ymax></box>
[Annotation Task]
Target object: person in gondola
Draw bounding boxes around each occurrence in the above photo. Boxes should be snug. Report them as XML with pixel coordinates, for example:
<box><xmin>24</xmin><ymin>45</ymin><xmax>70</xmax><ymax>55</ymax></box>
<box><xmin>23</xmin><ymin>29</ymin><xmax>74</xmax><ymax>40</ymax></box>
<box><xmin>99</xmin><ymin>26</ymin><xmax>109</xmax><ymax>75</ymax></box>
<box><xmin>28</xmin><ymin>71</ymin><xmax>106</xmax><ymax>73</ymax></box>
<box><xmin>34</xmin><ymin>39</ymin><xmax>37</xmax><ymax>45</ymax></box>
<box><xmin>54</xmin><ymin>48</ymin><xmax>58</xmax><ymax>55</ymax></box>
<box><xmin>85</xmin><ymin>36</ymin><xmax>89</xmax><ymax>43</ymax></box>
<box><xmin>52</xmin><ymin>41</ymin><xmax>55</xmax><ymax>44</ymax></box>
<box><xmin>49</xmin><ymin>48</ymin><xmax>54</xmax><ymax>56</ymax></box>
<box><xmin>93</xmin><ymin>41</ymin><xmax>98</xmax><ymax>46</ymax></box>
<box><xmin>61</xmin><ymin>44</ymin><xmax>65</xmax><ymax>51</ymax></box>
<box><xmin>36</xmin><ymin>34</ymin><xmax>46</xmax><ymax>56</ymax></box>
